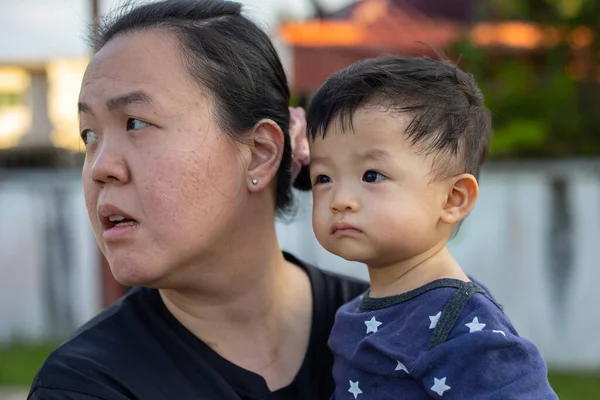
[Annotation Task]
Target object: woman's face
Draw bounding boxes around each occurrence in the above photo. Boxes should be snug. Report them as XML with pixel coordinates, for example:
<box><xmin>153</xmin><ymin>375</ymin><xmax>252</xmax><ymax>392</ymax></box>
<box><xmin>79</xmin><ymin>30</ymin><xmax>249</xmax><ymax>287</ymax></box>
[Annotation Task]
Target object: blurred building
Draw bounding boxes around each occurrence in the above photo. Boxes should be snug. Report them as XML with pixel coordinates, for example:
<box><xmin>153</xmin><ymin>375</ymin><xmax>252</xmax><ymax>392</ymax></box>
<box><xmin>0</xmin><ymin>59</ymin><xmax>88</xmax><ymax>168</ymax></box>
<box><xmin>280</xmin><ymin>0</ymin><xmax>473</xmax><ymax>94</ymax></box>
<box><xmin>279</xmin><ymin>0</ymin><xmax>594</xmax><ymax>95</ymax></box>
<box><xmin>0</xmin><ymin>55</ymin><xmax>119</xmax><ymax>331</ymax></box>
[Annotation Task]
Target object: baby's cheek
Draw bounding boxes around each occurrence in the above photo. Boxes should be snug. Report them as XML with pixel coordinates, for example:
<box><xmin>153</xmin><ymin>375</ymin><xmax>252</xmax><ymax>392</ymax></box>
<box><xmin>312</xmin><ymin>194</ymin><xmax>327</xmax><ymax>213</ymax></box>
<box><xmin>372</xmin><ymin>204</ymin><xmax>422</xmax><ymax>239</ymax></box>
<box><xmin>311</xmin><ymin>205</ymin><xmax>329</xmax><ymax>239</ymax></box>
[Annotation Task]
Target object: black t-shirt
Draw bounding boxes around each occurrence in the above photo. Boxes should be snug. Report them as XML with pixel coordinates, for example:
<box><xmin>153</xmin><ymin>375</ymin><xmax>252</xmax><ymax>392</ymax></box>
<box><xmin>28</xmin><ymin>253</ymin><xmax>368</xmax><ymax>400</ymax></box>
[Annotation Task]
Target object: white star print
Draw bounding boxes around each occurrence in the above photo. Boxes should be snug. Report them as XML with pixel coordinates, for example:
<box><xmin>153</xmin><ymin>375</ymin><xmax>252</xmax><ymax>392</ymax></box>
<box><xmin>395</xmin><ymin>360</ymin><xmax>409</xmax><ymax>373</ymax></box>
<box><xmin>465</xmin><ymin>316</ymin><xmax>486</xmax><ymax>333</ymax></box>
<box><xmin>429</xmin><ymin>311</ymin><xmax>442</xmax><ymax>329</ymax></box>
<box><xmin>493</xmin><ymin>330</ymin><xmax>506</xmax><ymax>336</ymax></box>
<box><xmin>348</xmin><ymin>380</ymin><xmax>363</xmax><ymax>399</ymax></box>
<box><xmin>431</xmin><ymin>377</ymin><xmax>451</xmax><ymax>396</ymax></box>
<box><xmin>364</xmin><ymin>316</ymin><xmax>382</xmax><ymax>334</ymax></box>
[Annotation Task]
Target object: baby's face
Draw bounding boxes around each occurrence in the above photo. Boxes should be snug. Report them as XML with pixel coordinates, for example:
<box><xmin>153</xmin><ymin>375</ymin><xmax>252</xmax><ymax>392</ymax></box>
<box><xmin>309</xmin><ymin>108</ymin><xmax>450</xmax><ymax>267</ymax></box>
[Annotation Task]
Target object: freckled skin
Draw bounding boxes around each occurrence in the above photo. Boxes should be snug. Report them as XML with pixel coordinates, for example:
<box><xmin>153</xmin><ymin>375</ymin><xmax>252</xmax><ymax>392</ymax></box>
<box><xmin>80</xmin><ymin>30</ymin><xmax>249</xmax><ymax>288</ymax></box>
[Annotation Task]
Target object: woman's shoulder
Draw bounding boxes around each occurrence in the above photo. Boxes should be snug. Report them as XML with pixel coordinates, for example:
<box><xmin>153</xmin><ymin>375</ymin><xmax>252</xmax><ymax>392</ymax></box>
<box><xmin>29</xmin><ymin>287</ymin><xmax>165</xmax><ymax>399</ymax></box>
<box><xmin>284</xmin><ymin>252</ymin><xmax>369</xmax><ymax>314</ymax></box>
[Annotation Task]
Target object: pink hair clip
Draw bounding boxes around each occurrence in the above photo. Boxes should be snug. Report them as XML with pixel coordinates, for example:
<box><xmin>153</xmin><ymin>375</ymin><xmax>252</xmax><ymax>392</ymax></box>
<box><xmin>289</xmin><ymin>106</ymin><xmax>311</xmax><ymax>183</ymax></box>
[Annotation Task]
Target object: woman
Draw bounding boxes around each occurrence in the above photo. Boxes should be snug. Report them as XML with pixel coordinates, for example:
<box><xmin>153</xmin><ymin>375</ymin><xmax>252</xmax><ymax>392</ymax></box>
<box><xmin>28</xmin><ymin>1</ymin><xmax>367</xmax><ymax>399</ymax></box>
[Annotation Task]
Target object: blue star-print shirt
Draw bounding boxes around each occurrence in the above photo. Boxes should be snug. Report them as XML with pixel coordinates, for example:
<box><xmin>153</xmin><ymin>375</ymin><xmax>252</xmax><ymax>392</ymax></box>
<box><xmin>328</xmin><ymin>279</ymin><xmax>558</xmax><ymax>399</ymax></box>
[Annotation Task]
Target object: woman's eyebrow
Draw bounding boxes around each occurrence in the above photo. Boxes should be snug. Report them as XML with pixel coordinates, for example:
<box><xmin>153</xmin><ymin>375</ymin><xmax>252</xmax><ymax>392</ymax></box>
<box><xmin>106</xmin><ymin>91</ymin><xmax>154</xmax><ymax>111</ymax></box>
<box><xmin>78</xmin><ymin>90</ymin><xmax>154</xmax><ymax>115</ymax></box>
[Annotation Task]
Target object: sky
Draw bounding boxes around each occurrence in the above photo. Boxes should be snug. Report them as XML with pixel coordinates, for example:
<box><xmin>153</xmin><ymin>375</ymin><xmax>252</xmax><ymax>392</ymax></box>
<box><xmin>0</xmin><ymin>0</ymin><xmax>352</xmax><ymax>63</ymax></box>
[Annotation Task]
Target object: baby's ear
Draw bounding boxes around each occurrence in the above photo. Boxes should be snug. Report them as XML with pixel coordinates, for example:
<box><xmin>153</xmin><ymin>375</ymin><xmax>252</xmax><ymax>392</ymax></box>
<box><xmin>440</xmin><ymin>174</ymin><xmax>479</xmax><ymax>224</ymax></box>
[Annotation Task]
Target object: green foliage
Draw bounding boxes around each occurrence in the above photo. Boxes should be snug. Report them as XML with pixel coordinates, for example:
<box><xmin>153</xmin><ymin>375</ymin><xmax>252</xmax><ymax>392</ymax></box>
<box><xmin>549</xmin><ymin>371</ymin><xmax>600</xmax><ymax>400</ymax></box>
<box><xmin>0</xmin><ymin>342</ymin><xmax>58</xmax><ymax>386</ymax></box>
<box><xmin>0</xmin><ymin>92</ymin><xmax>22</xmax><ymax>108</ymax></box>
<box><xmin>452</xmin><ymin>0</ymin><xmax>600</xmax><ymax>158</ymax></box>
<box><xmin>490</xmin><ymin>119</ymin><xmax>548</xmax><ymax>155</ymax></box>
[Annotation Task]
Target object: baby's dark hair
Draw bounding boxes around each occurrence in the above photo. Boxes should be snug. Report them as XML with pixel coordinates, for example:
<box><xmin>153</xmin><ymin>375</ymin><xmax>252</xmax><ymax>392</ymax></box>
<box><xmin>306</xmin><ymin>55</ymin><xmax>492</xmax><ymax>180</ymax></box>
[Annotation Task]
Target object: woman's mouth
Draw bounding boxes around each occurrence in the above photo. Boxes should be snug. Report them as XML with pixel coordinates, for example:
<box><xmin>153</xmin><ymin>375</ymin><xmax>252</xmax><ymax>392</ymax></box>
<box><xmin>108</xmin><ymin>215</ymin><xmax>138</xmax><ymax>228</ymax></box>
<box><xmin>98</xmin><ymin>204</ymin><xmax>140</xmax><ymax>241</ymax></box>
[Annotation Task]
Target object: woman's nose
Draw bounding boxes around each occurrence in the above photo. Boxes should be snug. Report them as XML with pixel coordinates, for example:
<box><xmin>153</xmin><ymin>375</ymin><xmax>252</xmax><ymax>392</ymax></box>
<box><xmin>90</xmin><ymin>137</ymin><xmax>131</xmax><ymax>185</ymax></box>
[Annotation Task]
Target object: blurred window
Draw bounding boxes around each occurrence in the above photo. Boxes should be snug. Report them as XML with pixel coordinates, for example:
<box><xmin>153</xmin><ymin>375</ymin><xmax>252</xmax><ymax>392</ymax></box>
<box><xmin>0</xmin><ymin>67</ymin><xmax>31</xmax><ymax>149</ymax></box>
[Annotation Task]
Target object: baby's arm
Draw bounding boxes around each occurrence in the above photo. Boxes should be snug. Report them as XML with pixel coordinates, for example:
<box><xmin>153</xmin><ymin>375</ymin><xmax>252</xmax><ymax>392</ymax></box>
<box><xmin>410</xmin><ymin>297</ymin><xmax>558</xmax><ymax>399</ymax></box>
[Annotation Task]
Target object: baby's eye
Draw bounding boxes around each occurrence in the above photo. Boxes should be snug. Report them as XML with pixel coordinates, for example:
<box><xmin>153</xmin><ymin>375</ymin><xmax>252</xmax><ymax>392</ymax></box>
<box><xmin>81</xmin><ymin>129</ymin><xmax>99</xmax><ymax>145</ymax></box>
<box><xmin>314</xmin><ymin>175</ymin><xmax>332</xmax><ymax>185</ymax></box>
<box><xmin>363</xmin><ymin>170</ymin><xmax>385</xmax><ymax>183</ymax></box>
<box><xmin>126</xmin><ymin>118</ymin><xmax>150</xmax><ymax>130</ymax></box>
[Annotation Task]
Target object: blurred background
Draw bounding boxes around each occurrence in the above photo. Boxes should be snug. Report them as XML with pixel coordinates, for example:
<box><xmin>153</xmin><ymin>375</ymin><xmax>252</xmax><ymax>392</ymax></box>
<box><xmin>1</xmin><ymin>0</ymin><xmax>599</xmax><ymax>398</ymax></box>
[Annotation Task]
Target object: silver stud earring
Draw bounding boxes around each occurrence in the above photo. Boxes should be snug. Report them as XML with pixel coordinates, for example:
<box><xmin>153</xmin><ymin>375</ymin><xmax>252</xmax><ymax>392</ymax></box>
<box><xmin>251</xmin><ymin>179</ymin><xmax>258</xmax><ymax>185</ymax></box>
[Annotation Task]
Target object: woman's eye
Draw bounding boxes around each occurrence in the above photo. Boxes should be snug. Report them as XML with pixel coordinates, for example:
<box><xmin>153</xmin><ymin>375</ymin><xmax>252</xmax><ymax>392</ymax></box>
<box><xmin>314</xmin><ymin>175</ymin><xmax>332</xmax><ymax>185</ymax></box>
<box><xmin>126</xmin><ymin>118</ymin><xmax>149</xmax><ymax>130</ymax></box>
<box><xmin>363</xmin><ymin>170</ymin><xmax>385</xmax><ymax>183</ymax></box>
<box><xmin>81</xmin><ymin>129</ymin><xmax>98</xmax><ymax>145</ymax></box>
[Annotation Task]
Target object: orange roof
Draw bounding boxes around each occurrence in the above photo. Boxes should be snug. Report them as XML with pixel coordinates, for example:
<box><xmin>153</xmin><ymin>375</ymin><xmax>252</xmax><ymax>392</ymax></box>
<box><xmin>280</xmin><ymin>21</ymin><xmax>367</xmax><ymax>47</ymax></box>
<box><xmin>279</xmin><ymin>0</ymin><xmax>462</xmax><ymax>52</ymax></box>
<box><xmin>471</xmin><ymin>22</ymin><xmax>554</xmax><ymax>49</ymax></box>
<box><xmin>280</xmin><ymin>0</ymin><xmax>594</xmax><ymax>52</ymax></box>
<box><xmin>279</xmin><ymin>0</ymin><xmax>596</xmax><ymax>93</ymax></box>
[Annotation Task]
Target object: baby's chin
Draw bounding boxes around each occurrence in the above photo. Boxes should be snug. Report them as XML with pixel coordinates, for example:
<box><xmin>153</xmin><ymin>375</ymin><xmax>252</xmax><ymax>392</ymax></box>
<box><xmin>328</xmin><ymin>246</ymin><xmax>408</xmax><ymax>269</ymax></box>
<box><xmin>323</xmin><ymin>243</ymin><xmax>375</xmax><ymax>265</ymax></box>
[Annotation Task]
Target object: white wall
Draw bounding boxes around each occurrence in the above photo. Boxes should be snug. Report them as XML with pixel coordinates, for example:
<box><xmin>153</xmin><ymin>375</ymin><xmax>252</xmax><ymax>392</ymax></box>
<box><xmin>0</xmin><ymin>171</ymin><xmax>100</xmax><ymax>341</ymax></box>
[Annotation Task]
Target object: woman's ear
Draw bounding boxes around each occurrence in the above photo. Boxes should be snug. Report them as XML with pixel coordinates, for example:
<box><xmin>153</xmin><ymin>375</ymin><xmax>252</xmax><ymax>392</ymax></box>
<box><xmin>247</xmin><ymin>119</ymin><xmax>284</xmax><ymax>191</ymax></box>
<box><xmin>439</xmin><ymin>173</ymin><xmax>479</xmax><ymax>224</ymax></box>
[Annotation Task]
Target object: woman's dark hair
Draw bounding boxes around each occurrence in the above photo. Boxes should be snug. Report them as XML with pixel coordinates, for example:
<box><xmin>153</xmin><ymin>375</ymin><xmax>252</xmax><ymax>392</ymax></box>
<box><xmin>92</xmin><ymin>0</ymin><xmax>293</xmax><ymax>212</ymax></box>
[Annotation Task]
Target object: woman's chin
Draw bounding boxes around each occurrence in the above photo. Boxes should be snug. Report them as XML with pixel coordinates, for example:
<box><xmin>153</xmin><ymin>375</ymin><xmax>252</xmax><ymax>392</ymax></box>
<box><xmin>109</xmin><ymin>260</ymin><xmax>167</xmax><ymax>288</ymax></box>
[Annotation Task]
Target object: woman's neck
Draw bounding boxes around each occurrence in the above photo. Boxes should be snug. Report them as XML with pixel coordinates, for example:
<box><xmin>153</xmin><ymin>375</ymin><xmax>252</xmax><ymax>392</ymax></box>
<box><xmin>160</xmin><ymin>241</ymin><xmax>287</xmax><ymax>329</ymax></box>
<box><xmin>159</xmin><ymin>217</ymin><xmax>313</xmax><ymax>390</ymax></box>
